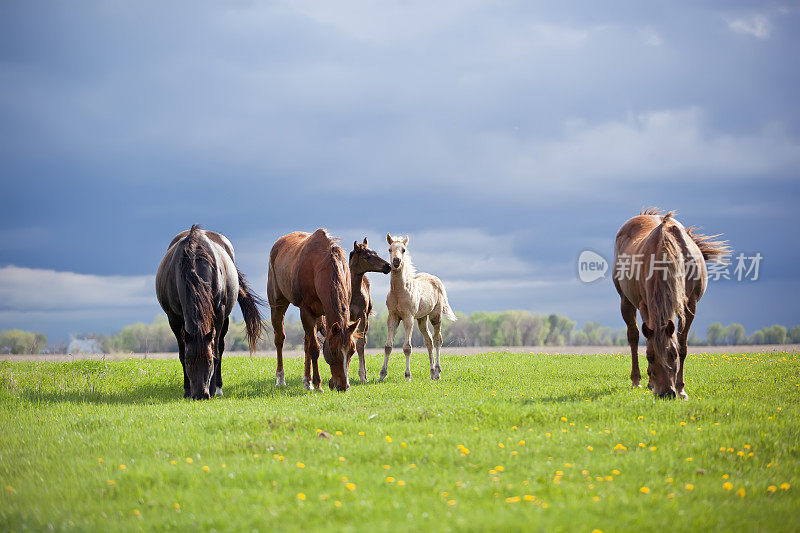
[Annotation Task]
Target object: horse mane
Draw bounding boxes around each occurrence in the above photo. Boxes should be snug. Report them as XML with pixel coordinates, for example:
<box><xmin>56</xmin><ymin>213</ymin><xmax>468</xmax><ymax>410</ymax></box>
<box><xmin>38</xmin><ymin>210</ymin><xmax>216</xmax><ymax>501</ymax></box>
<box><xmin>686</xmin><ymin>226</ymin><xmax>730</xmax><ymax>263</ymax></box>
<box><xmin>322</xmin><ymin>236</ymin><xmax>351</xmax><ymax>334</ymax></box>
<box><xmin>648</xmin><ymin>215</ymin><xmax>686</xmax><ymax>330</ymax></box>
<box><xmin>179</xmin><ymin>225</ymin><xmax>215</xmax><ymax>340</ymax></box>
<box><xmin>642</xmin><ymin>207</ymin><xmax>730</xmax><ymax>263</ymax></box>
<box><xmin>401</xmin><ymin>252</ymin><xmax>418</xmax><ymax>278</ymax></box>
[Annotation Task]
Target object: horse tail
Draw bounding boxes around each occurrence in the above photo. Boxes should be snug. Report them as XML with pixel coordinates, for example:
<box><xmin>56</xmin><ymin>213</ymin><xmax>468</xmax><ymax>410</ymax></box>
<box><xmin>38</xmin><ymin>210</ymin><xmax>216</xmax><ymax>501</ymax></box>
<box><xmin>441</xmin><ymin>289</ymin><xmax>457</xmax><ymax>322</ymax></box>
<box><xmin>649</xmin><ymin>217</ymin><xmax>686</xmax><ymax>328</ymax></box>
<box><xmin>236</xmin><ymin>267</ymin><xmax>265</xmax><ymax>353</ymax></box>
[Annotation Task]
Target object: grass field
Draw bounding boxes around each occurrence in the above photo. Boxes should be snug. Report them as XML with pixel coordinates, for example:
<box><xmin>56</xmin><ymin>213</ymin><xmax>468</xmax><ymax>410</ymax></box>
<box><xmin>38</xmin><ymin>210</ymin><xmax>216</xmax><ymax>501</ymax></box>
<box><xmin>1</xmin><ymin>350</ymin><xmax>798</xmax><ymax>531</ymax></box>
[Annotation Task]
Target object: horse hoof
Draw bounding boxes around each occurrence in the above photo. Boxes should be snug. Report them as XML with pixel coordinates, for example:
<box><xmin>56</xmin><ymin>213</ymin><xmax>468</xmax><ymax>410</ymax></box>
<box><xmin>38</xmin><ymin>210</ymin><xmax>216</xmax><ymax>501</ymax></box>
<box><xmin>404</xmin><ymin>373</ymin><xmax>411</xmax><ymax>381</ymax></box>
<box><xmin>276</xmin><ymin>371</ymin><xmax>286</xmax><ymax>387</ymax></box>
<box><xmin>378</xmin><ymin>371</ymin><xmax>387</xmax><ymax>382</ymax></box>
<box><xmin>214</xmin><ymin>388</ymin><xmax>224</xmax><ymax>397</ymax></box>
<box><xmin>631</xmin><ymin>381</ymin><xmax>641</xmax><ymax>388</ymax></box>
<box><xmin>679</xmin><ymin>390</ymin><xmax>689</xmax><ymax>400</ymax></box>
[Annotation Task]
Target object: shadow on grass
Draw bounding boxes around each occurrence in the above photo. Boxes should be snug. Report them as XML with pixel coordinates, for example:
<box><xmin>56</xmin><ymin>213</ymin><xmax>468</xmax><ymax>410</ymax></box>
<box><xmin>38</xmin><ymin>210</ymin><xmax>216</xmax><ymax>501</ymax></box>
<box><xmin>14</xmin><ymin>375</ymin><xmax>341</xmax><ymax>405</ymax></box>
<box><xmin>526</xmin><ymin>387</ymin><xmax>618</xmax><ymax>404</ymax></box>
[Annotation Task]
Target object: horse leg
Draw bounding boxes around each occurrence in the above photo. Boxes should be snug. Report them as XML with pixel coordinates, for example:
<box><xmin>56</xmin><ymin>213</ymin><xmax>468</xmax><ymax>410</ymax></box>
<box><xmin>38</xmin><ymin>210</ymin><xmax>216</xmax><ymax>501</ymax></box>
<box><xmin>402</xmin><ymin>316</ymin><xmax>414</xmax><ymax>381</ymax></box>
<box><xmin>214</xmin><ymin>316</ymin><xmax>229</xmax><ymax>397</ymax></box>
<box><xmin>167</xmin><ymin>312</ymin><xmax>190</xmax><ymax>398</ymax></box>
<box><xmin>417</xmin><ymin>316</ymin><xmax>435</xmax><ymax>379</ymax></box>
<box><xmin>621</xmin><ymin>297</ymin><xmax>641</xmax><ymax>388</ymax></box>
<box><xmin>677</xmin><ymin>299</ymin><xmax>696</xmax><ymax>400</ymax></box>
<box><xmin>271</xmin><ymin>303</ymin><xmax>288</xmax><ymax>387</ymax></box>
<box><xmin>379</xmin><ymin>312</ymin><xmax>400</xmax><ymax>382</ymax></box>
<box><xmin>357</xmin><ymin>313</ymin><xmax>369</xmax><ymax>383</ymax></box>
<box><xmin>431</xmin><ymin>313</ymin><xmax>443</xmax><ymax>379</ymax></box>
<box><xmin>300</xmin><ymin>310</ymin><xmax>320</xmax><ymax>391</ymax></box>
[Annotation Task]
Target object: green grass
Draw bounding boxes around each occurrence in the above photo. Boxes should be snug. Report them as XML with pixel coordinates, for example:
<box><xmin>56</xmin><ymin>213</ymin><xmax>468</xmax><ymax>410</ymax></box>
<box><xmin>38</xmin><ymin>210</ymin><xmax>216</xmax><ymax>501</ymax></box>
<box><xmin>1</xmin><ymin>351</ymin><xmax>798</xmax><ymax>532</ymax></box>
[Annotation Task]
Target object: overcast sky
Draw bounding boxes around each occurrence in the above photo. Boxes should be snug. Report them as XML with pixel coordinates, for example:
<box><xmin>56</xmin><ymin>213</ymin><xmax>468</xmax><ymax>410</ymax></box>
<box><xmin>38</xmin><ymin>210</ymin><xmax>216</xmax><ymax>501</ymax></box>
<box><xmin>1</xmin><ymin>1</ymin><xmax>798</xmax><ymax>342</ymax></box>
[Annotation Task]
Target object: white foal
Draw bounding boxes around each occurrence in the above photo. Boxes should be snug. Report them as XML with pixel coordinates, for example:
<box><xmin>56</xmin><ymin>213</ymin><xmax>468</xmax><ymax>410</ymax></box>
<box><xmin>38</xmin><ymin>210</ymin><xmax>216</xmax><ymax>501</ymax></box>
<box><xmin>379</xmin><ymin>234</ymin><xmax>457</xmax><ymax>382</ymax></box>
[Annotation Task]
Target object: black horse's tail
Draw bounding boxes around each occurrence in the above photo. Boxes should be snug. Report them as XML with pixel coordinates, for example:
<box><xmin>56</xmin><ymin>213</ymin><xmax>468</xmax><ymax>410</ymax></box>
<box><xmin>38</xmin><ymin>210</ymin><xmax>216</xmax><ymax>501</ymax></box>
<box><xmin>237</xmin><ymin>267</ymin><xmax>265</xmax><ymax>353</ymax></box>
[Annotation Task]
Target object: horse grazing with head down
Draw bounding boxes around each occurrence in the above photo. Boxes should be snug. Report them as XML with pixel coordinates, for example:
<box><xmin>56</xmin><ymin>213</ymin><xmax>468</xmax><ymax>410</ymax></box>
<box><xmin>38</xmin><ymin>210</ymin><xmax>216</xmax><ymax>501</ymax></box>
<box><xmin>613</xmin><ymin>209</ymin><xmax>729</xmax><ymax>399</ymax></box>
<box><xmin>268</xmin><ymin>229</ymin><xmax>361</xmax><ymax>392</ymax></box>
<box><xmin>380</xmin><ymin>233</ymin><xmax>457</xmax><ymax>382</ymax></box>
<box><xmin>156</xmin><ymin>225</ymin><xmax>264</xmax><ymax>399</ymax></box>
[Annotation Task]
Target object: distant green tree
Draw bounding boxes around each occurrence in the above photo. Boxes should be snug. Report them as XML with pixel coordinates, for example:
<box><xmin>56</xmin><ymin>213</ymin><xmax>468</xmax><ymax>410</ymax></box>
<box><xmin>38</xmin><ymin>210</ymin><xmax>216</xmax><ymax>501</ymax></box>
<box><xmin>747</xmin><ymin>330</ymin><xmax>765</xmax><ymax>345</ymax></box>
<box><xmin>724</xmin><ymin>323</ymin><xmax>746</xmax><ymax>346</ymax></box>
<box><xmin>706</xmin><ymin>323</ymin><xmax>725</xmax><ymax>345</ymax></box>
<box><xmin>0</xmin><ymin>329</ymin><xmax>47</xmax><ymax>354</ymax></box>
<box><xmin>762</xmin><ymin>324</ymin><xmax>787</xmax><ymax>344</ymax></box>
<box><xmin>789</xmin><ymin>325</ymin><xmax>800</xmax><ymax>344</ymax></box>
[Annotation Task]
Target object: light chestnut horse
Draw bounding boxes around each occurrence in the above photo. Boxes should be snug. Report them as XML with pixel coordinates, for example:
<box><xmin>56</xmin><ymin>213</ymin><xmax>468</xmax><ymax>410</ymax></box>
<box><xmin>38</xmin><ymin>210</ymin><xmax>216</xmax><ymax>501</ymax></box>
<box><xmin>613</xmin><ymin>209</ymin><xmax>728</xmax><ymax>399</ymax></box>
<box><xmin>267</xmin><ymin>229</ymin><xmax>360</xmax><ymax>392</ymax></box>
<box><xmin>379</xmin><ymin>233</ymin><xmax>457</xmax><ymax>382</ymax></box>
<box><xmin>156</xmin><ymin>225</ymin><xmax>264</xmax><ymax>399</ymax></box>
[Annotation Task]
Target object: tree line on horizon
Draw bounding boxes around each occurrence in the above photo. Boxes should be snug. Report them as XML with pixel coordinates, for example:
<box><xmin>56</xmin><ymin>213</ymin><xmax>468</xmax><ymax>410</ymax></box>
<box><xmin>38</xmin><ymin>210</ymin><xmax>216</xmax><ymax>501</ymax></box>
<box><xmin>2</xmin><ymin>313</ymin><xmax>799</xmax><ymax>354</ymax></box>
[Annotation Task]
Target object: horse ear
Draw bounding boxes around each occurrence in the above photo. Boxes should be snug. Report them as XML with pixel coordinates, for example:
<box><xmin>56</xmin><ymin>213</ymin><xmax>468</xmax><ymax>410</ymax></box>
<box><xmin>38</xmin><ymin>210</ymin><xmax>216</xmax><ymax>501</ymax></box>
<box><xmin>641</xmin><ymin>322</ymin><xmax>653</xmax><ymax>338</ymax></box>
<box><xmin>347</xmin><ymin>318</ymin><xmax>361</xmax><ymax>336</ymax></box>
<box><xmin>363</xmin><ymin>237</ymin><xmax>368</xmax><ymax>247</ymax></box>
<box><xmin>330</xmin><ymin>322</ymin><xmax>341</xmax><ymax>335</ymax></box>
<box><xmin>386</xmin><ymin>233</ymin><xmax>393</xmax><ymax>244</ymax></box>
<box><xmin>354</xmin><ymin>241</ymin><xmax>359</xmax><ymax>251</ymax></box>
<box><xmin>666</xmin><ymin>320</ymin><xmax>675</xmax><ymax>336</ymax></box>
<box><xmin>402</xmin><ymin>235</ymin><xmax>409</xmax><ymax>246</ymax></box>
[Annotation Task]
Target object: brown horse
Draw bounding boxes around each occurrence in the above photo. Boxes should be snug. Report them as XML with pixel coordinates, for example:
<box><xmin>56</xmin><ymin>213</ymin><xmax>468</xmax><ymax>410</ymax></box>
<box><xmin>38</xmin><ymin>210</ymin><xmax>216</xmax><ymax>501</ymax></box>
<box><xmin>348</xmin><ymin>238</ymin><xmax>391</xmax><ymax>382</ymax></box>
<box><xmin>156</xmin><ymin>225</ymin><xmax>264</xmax><ymax>399</ymax></box>
<box><xmin>613</xmin><ymin>209</ymin><xmax>728</xmax><ymax>399</ymax></box>
<box><xmin>267</xmin><ymin>229</ymin><xmax>360</xmax><ymax>391</ymax></box>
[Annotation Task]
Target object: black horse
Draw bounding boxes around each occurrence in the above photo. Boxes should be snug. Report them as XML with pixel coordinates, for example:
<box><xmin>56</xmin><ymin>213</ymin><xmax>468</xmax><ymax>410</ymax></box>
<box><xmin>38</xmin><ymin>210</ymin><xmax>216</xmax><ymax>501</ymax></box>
<box><xmin>156</xmin><ymin>225</ymin><xmax>263</xmax><ymax>399</ymax></box>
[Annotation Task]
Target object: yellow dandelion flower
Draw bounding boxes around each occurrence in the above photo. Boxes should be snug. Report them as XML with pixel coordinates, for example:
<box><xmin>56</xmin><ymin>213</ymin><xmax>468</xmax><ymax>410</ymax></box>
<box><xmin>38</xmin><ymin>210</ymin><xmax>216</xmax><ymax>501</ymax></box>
<box><xmin>720</xmin><ymin>447</ymin><xmax>726</xmax><ymax>452</ymax></box>
<box><xmin>496</xmin><ymin>466</ymin><xmax>505</xmax><ymax>472</ymax></box>
<box><xmin>612</xmin><ymin>470</ymin><xmax>620</xmax><ymax>475</ymax></box>
<box><xmin>506</xmin><ymin>496</ymin><xmax>520</xmax><ymax>503</ymax></box>
<box><xmin>640</xmin><ymin>487</ymin><xmax>650</xmax><ymax>494</ymax></box>
<box><xmin>358</xmin><ymin>431</ymin><xmax>364</xmax><ymax>436</ymax></box>
<box><xmin>341</xmin><ymin>476</ymin><xmax>348</xmax><ymax>482</ymax></box>
<box><xmin>680</xmin><ymin>422</ymin><xmax>686</xmax><ymax>426</ymax></box>
<box><xmin>561</xmin><ymin>417</ymin><xmax>567</xmax><ymax>422</ymax></box>
<box><xmin>296</xmin><ymin>462</ymin><xmax>305</xmax><ymax>468</ymax></box>
<box><xmin>605</xmin><ymin>475</ymin><xmax>613</xmax><ymax>481</ymax></box>
<box><xmin>98</xmin><ymin>458</ymin><xmax>104</xmax><ymax>463</ymax></box>
<box><xmin>744</xmin><ymin>444</ymin><xmax>750</xmax><ymax>449</ymax></box>
<box><xmin>119</xmin><ymin>465</ymin><xmax>126</xmax><ymax>470</ymax></box>
<box><xmin>498</xmin><ymin>443</ymin><xmax>505</xmax><ymax>448</ymax></box>
<box><xmin>401</xmin><ymin>442</ymin><xmax>407</xmax><ymax>448</ymax></box>
<box><xmin>545</xmin><ymin>433</ymin><xmax>551</xmax><ymax>437</ymax></box>
<box><xmin>254</xmin><ymin>454</ymin><xmax>260</xmax><ymax>458</ymax></box>
<box><xmin>386</xmin><ymin>477</ymin><xmax>395</xmax><ymax>483</ymax></box>
<box><xmin>398</xmin><ymin>480</ymin><xmax>405</xmax><ymax>486</ymax></box>
<box><xmin>685</xmin><ymin>484</ymin><xmax>694</xmax><ymax>491</ymax></box>
<box><xmin>173</xmin><ymin>503</ymin><xmax>180</xmax><ymax>509</ymax></box>
<box><xmin>638</xmin><ymin>443</ymin><xmax>645</xmax><ymax>448</ymax></box>
<box><xmin>512</xmin><ymin>451</ymin><xmax>518</xmax><ymax>456</ymax></box>
<box><xmin>587</xmin><ymin>446</ymin><xmax>594</xmax><ymax>451</ymax></box>
<box><xmin>650</xmin><ymin>446</ymin><xmax>657</xmax><ymax>451</ymax></box>
<box><xmin>382</xmin><ymin>465</ymin><xmax>390</xmax><ymax>470</ymax></box>
<box><xmin>651</xmin><ymin>430</ymin><xmax>656</xmax><ymax>435</ymax></box>
<box><xmin>107</xmin><ymin>480</ymin><xmax>115</xmax><ymax>486</ymax></box>
<box><xmin>334</xmin><ymin>500</ymin><xmax>342</xmax><ymax>507</ymax></box>
<box><xmin>722</xmin><ymin>474</ymin><xmax>729</xmax><ymax>479</ymax></box>
<box><xmin>410</xmin><ymin>464</ymin><xmax>416</xmax><ymax>468</ymax></box>
<box><xmin>335</xmin><ymin>431</ymin><xmax>342</xmax><ymax>436</ymax></box>
<box><xmin>385</xmin><ymin>436</ymin><xmax>392</xmax><ymax>443</ymax></box>
<box><xmin>345</xmin><ymin>483</ymin><xmax>356</xmax><ymax>491</ymax></box>
<box><xmin>339</xmin><ymin>456</ymin><xmax>346</xmax><ymax>462</ymax></box>
<box><xmin>767</xmin><ymin>485</ymin><xmax>777</xmax><ymax>493</ymax></box>
<box><xmin>780</xmin><ymin>483</ymin><xmax>790</xmax><ymax>490</ymax></box>
<box><xmin>447</xmin><ymin>500</ymin><xmax>456</xmax><ymax>506</ymax></box>
<box><xmin>667</xmin><ymin>493</ymin><xmax>675</xmax><ymax>499</ymax></box>
<box><xmin>203</xmin><ymin>465</ymin><xmax>210</xmax><ymax>472</ymax></box>
<box><xmin>737</xmin><ymin>488</ymin><xmax>745</xmax><ymax>498</ymax></box>
<box><xmin>133</xmin><ymin>509</ymin><xmax>140</xmax><ymax>516</ymax></box>
<box><xmin>524</xmin><ymin>494</ymin><xmax>535</xmax><ymax>501</ymax></box>
<box><xmin>592</xmin><ymin>496</ymin><xmax>600</xmax><ymax>502</ymax></box>
<box><xmin>519</xmin><ymin>440</ymin><xmax>525</xmax><ymax>446</ymax></box>
<box><xmin>297</xmin><ymin>493</ymin><xmax>306</xmax><ymax>501</ymax></box>
<box><xmin>186</xmin><ymin>458</ymin><xmax>194</xmax><ymax>463</ymax></box>
<box><xmin>685</xmin><ymin>457</ymin><xmax>692</xmax><ymax>462</ymax></box>
<box><xmin>278</xmin><ymin>455</ymin><xmax>285</xmax><ymax>461</ymax></box>
<box><xmin>723</xmin><ymin>482</ymin><xmax>733</xmax><ymax>490</ymax></box>
<box><xmin>171</xmin><ymin>460</ymin><xmax>177</xmax><ymax>465</ymax></box>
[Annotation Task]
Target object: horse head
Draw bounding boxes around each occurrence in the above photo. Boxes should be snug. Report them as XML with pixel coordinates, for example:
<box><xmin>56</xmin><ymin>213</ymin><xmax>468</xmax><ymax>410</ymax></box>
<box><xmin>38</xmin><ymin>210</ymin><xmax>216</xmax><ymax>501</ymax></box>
<box><xmin>641</xmin><ymin>320</ymin><xmax>680</xmax><ymax>398</ymax></box>
<box><xmin>323</xmin><ymin>319</ymin><xmax>361</xmax><ymax>391</ymax></box>
<box><xmin>350</xmin><ymin>237</ymin><xmax>391</xmax><ymax>275</ymax></box>
<box><xmin>387</xmin><ymin>233</ymin><xmax>410</xmax><ymax>272</ymax></box>
<box><xmin>182</xmin><ymin>324</ymin><xmax>216</xmax><ymax>399</ymax></box>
